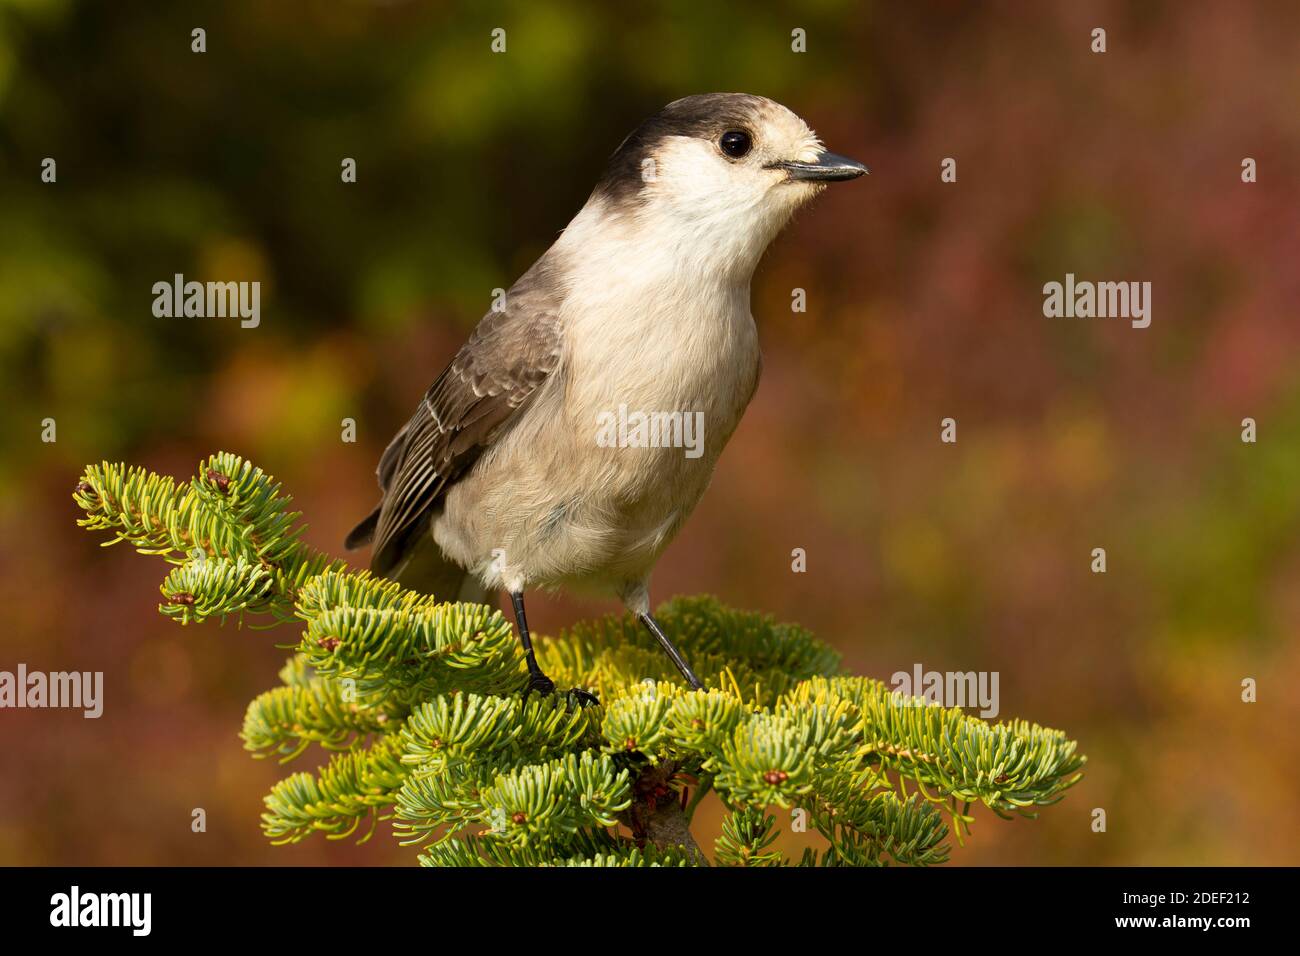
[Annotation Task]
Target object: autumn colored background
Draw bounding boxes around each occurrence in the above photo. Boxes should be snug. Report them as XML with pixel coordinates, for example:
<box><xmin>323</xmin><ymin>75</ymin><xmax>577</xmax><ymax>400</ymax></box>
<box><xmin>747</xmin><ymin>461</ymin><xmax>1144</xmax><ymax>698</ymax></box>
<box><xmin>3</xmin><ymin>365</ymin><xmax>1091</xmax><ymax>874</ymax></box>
<box><xmin>1</xmin><ymin>0</ymin><xmax>1297</xmax><ymax>866</ymax></box>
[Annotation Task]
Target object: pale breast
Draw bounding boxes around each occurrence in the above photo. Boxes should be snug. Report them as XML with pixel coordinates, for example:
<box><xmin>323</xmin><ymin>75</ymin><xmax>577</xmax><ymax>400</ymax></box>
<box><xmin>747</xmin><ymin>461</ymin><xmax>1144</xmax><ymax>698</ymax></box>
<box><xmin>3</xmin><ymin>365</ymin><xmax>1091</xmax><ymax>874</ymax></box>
<box><xmin>435</xmin><ymin>278</ymin><xmax>761</xmax><ymax>592</ymax></box>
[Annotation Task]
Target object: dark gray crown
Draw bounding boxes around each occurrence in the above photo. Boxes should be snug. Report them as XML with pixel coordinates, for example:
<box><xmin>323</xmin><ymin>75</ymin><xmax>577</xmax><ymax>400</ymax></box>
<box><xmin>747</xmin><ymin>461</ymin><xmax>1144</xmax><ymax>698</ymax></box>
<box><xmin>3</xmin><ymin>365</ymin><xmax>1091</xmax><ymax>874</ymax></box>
<box><xmin>592</xmin><ymin>93</ymin><xmax>772</xmax><ymax>206</ymax></box>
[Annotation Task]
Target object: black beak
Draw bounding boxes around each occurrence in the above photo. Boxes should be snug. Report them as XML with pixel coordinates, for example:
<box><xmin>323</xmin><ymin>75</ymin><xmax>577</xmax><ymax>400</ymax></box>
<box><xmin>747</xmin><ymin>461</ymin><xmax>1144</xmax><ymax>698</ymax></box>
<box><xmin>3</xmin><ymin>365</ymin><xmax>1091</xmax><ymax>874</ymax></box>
<box><xmin>770</xmin><ymin>151</ymin><xmax>869</xmax><ymax>182</ymax></box>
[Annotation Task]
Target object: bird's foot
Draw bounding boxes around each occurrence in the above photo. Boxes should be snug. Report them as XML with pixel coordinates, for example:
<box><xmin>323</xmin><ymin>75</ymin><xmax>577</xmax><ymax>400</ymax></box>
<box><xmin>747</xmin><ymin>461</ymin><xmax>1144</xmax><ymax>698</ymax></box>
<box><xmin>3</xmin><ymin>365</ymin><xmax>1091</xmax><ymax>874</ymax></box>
<box><xmin>521</xmin><ymin>672</ymin><xmax>555</xmax><ymax>703</ymax></box>
<box><xmin>520</xmin><ymin>672</ymin><xmax>599</xmax><ymax>707</ymax></box>
<box><xmin>566</xmin><ymin>687</ymin><xmax>600</xmax><ymax>708</ymax></box>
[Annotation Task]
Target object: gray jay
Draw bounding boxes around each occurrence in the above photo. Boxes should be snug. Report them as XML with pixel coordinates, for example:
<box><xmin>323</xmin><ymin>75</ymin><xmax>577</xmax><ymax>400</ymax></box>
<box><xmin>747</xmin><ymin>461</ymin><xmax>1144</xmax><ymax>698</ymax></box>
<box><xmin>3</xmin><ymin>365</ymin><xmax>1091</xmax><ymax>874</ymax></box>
<box><xmin>347</xmin><ymin>93</ymin><xmax>866</xmax><ymax>699</ymax></box>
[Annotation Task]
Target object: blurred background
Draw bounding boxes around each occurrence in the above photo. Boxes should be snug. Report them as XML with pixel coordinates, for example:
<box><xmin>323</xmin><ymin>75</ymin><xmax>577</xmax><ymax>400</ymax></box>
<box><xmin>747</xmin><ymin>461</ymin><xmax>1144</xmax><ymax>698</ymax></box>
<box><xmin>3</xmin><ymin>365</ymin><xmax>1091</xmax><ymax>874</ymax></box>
<box><xmin>1</xmin><ymin>0</ymin><xmax>1297</xmax><ymax>866</ymax></box>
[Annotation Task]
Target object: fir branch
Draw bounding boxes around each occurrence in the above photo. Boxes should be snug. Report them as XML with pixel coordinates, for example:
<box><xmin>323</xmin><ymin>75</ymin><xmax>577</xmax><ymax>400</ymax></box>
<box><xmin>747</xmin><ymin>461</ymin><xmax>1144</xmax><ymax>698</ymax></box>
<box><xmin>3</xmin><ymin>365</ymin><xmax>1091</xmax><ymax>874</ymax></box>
<box><xmin>391</xmin><ymin>756</ymin><xmax>501</xmax><ymax>845</ymax></box>
<box><xmin>277</xmin><ymin>654</ymin><xmax>316</xmax><ymax>687</ymax></box>
<box><xmin>539</xmin><ymin>597</ymin><xmax>842</xmax><ymax>705</ymax></box>
<box><xmin>712</xmin><ymin>711</ymin><xmax>821</xmax><ymax>808</ymax></box>
<box><xmin>417</xmin><ymin>829</ymin><xmax>694</xmax><ymax>867</ymax></box>
<box><xmin>296</xmin><ymin>572</ymin><xmax>524</xmax><ymax>701</ymax></box>
<box><xmin>242</xmin><ymin>677</ymin><xmax>406</xmax><ymax>762</ymax></box>
<box><xmin>75</xmin><ymin>454</ymin><xmax>347</xmax><ymax>622</ymax></box>
<box><xmin>715</xmin><ymin>808</ymin><xmax>784</xmax><ymax>867</ymax></box>
<box><xmin>550</xmin><ymin>847</ymin><xmax>696</xmax><ymax>867</ymax></box>
<box><xmin>784</xmin><ymin>676</ymin><xmax>1086</xmax><ymax>816</ymax></box>
<box><xmin>469</xmin><ymin>751</ymin><xmax>632</xmax><ymax>848</ymax></box>
<box><xmin>260</xmin><ymin>736</ymin><xmax>409</xmax><ymax>844</ymax></box>
<box><xmin>806</xmin><ymin>777</ymin><xmax>951</xmax><ymax>866</ymax></box>
<box><xmin>75</xmin><ymin>453</ymin><xmax>1088</xmax><ymax>866</ymax></box>
<box><xmin>395</xmin><ymin>748</ymin><xmax>632</xmax><ymax>852</ymax></box>
<box><xmin>664</xmin><ymin>689</ymin><xmax>751</xmax><ymax>759</ymax></box>
<box><xmin>159</xmin><ymin>556</ymin><xmax>277</xmax><ymax>624</ymax></box>
<box><xmin>399</xmin><ymin>692</ymin><xmax>601</xmax><ymax>772</ymax></box>
<box><xmin>600</xmin><ymin>683</ymin><xmax>679</xmax><ymax>759</ymax></box>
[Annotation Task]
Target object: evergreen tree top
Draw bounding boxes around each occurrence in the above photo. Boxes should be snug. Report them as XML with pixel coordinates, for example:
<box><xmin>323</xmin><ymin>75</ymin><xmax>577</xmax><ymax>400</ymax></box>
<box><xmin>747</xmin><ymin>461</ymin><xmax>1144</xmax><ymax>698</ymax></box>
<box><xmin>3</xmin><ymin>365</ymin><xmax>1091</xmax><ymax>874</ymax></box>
<box><xmin>75</xmin><ymin>452</ymin><xmax>1085</xmax><ymax>866</ymax></box>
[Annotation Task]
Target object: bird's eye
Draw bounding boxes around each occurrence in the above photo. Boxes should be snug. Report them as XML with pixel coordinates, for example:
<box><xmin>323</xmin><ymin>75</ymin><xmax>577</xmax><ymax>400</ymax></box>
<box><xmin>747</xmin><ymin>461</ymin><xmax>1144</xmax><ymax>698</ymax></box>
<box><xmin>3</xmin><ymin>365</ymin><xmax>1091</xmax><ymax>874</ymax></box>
<box><xmin>719</xmin><ymin>130</ymin><xmax>752</xmax><ymax>158</ymax></box>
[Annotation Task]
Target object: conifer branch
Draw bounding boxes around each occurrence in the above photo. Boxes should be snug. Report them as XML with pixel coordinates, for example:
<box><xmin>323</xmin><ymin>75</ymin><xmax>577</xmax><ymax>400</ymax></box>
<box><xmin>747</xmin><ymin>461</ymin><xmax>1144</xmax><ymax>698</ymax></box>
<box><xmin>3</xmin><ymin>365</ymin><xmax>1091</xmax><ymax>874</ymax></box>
<box><xmin>715</xmin><ymin>807</ymin><xmax>783</xmax><ymax>867</ymax></box>
<box><xmin>75</xmin><ymin>454</ymin><xmax>347</xmax><ymax>623</ymax></box>
<box><xmin>74</xmin><ymin>453</ymin><xmax>1087</xmax><ymax>866</ymax></box>
<box><xmin>242</xmin><ymin>672</ymin><xmax>406</xmax><ymax>762</ymax></box>
<box><xmin>260</xmin><ymin>735</ymin><xmax>409</xmax><ymax>845</ymax></box>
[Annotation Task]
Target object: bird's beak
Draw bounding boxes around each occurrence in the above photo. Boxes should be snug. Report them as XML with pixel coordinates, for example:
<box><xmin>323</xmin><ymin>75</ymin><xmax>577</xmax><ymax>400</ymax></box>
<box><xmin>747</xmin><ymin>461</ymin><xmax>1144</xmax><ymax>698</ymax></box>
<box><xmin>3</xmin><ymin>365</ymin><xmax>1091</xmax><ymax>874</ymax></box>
<box><xmin>770</xmin><ymin>150</ymin><xmax>869</xmax><ymax>182</ymax></box>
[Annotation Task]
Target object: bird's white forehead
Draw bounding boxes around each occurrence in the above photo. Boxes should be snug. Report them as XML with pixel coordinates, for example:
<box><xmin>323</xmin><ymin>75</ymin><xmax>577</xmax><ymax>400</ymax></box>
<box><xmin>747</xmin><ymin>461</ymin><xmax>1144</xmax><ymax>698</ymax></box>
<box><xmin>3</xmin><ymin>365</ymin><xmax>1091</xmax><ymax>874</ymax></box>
<box><xmin>746</xmin><ymin>97</ymin><xmax>820</xmax><ymax>144</ymax></box>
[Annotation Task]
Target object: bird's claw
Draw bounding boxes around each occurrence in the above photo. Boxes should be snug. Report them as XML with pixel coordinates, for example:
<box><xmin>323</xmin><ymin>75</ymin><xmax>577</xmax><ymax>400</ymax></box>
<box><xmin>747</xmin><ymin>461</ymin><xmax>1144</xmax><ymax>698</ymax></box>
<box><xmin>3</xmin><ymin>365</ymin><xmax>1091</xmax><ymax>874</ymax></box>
<box><xmin>521</xmin><ymin>672</ymin><xmax>555</xmax><ymax>703</ymax></box>
<box><xmin>520</xmin><ymin>673</ymin><xmax>598</xmax><ymax>708</ymax></box>
<box><xmin>566</xmin><ymin>687</ymin><xmax>600</xmax><ymax>708</ymax></box>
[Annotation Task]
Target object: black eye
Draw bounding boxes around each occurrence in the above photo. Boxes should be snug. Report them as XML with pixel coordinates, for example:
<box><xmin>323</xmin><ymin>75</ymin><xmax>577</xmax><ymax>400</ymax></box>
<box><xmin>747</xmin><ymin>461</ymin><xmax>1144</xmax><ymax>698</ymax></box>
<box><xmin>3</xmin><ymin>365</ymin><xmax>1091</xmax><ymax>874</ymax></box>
<box><xmin>719</xmin><ymin>130</ymin><xmax>752</xmax><ymax>158</ymax></box>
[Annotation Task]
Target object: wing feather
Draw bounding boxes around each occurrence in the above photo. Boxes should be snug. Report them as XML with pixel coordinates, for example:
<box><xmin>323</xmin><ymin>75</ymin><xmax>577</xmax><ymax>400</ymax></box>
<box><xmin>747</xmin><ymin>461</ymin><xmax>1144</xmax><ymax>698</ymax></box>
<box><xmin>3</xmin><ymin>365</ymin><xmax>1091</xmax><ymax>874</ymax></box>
<box><xmin>355</xmin><ymin>264</ymin><xmax>565</xmax><ymax>576</ymax></box>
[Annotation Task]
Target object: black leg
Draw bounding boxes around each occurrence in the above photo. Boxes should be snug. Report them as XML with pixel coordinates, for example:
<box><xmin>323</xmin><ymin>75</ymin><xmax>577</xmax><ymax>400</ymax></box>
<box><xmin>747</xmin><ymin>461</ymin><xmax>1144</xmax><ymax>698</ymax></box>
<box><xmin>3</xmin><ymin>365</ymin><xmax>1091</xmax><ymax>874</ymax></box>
<box><xmin>510</xmin><ymin>592</ymin><xmax>597</xmax><ymax>705</ymax></box>
<box><xmin>509</xmin><ymin>591</ymin><xmax>552</xmax><ymax>695</ymax></box>
<box><xmin>638</xmin><ymin>612</ymin><xmax>704</xmax><ymax>690</ymax></box>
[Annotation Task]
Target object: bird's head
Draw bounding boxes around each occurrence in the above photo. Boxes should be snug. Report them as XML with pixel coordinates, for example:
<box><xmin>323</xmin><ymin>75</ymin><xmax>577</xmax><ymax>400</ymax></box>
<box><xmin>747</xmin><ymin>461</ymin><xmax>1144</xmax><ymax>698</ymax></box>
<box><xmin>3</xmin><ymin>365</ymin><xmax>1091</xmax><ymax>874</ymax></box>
<box><xmin>586</xmin><ymin>93</ymin><xmax>867</xmax><ymax>276</ymax></box>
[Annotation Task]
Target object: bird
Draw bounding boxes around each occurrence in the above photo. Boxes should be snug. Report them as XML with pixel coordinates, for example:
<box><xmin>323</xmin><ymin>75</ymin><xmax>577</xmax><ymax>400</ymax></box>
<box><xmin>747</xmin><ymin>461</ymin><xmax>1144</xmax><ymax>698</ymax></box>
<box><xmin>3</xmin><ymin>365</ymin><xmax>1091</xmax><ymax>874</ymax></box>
<box><xmin>346</xmin><ymin>93</ymin><xmax>866</xmax><ymax>700</ymax></box>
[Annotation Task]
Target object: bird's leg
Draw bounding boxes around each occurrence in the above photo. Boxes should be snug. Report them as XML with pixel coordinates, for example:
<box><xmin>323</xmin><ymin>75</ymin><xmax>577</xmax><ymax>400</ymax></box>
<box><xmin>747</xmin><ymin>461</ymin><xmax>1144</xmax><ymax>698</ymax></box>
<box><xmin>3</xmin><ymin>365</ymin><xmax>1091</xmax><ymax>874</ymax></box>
<box><xmin>509</xmin><ymin>591</ymin><xmax>597</xmax><ymax>705</ymax></box>
<box><xmin>638</xmin><ymin>612</ymin><xmax>704</xmax><ymax>690</ymax></box>
<box><xmin>509</xmin><ymin>591</ymin><xmax>553</xmax><ymax>696</ymax></box>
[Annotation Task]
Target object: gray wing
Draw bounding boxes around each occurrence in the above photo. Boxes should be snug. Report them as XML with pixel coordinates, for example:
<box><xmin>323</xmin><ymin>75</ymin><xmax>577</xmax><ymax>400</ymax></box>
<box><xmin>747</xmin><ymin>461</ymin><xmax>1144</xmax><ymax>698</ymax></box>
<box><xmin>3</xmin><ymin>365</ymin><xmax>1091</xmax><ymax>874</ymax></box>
<box><xmin>346</xmin><ymin>266</ymin><xmax>564</xmax><ymax>577</ymax></box>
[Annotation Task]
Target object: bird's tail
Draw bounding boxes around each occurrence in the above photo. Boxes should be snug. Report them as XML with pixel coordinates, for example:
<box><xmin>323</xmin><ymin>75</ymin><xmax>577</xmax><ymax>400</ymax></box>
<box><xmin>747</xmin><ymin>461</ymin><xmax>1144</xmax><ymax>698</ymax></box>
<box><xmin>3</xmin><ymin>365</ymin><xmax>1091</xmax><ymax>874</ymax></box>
<box><xmin>345</xmin><ymin>508</ymin><xmax>490</xmax><ymax>605</ymax></box>
<box><xmin>387</xmin><ymin>536</ymin><xmax>492</xmax><ymax>605</ymax></box>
